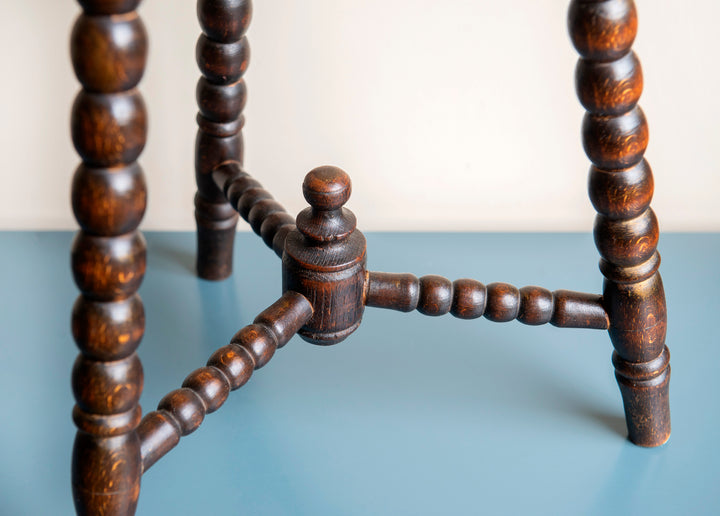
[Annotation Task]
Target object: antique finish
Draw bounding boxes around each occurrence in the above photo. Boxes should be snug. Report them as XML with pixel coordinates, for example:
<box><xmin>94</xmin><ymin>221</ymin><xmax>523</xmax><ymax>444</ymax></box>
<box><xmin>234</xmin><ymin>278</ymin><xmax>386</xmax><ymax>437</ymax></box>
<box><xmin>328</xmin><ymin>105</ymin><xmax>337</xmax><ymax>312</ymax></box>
<box><xmin>136</xmin><ymin>291</ymin><xmax>313</xmax><ymax>472</ymax></box>
<box><xmin>569</xmin><ymin>0</ymin><xmax>670</xmax><ymax>446</ymax></box>
<box><xmin>195</xmin><ymin>0</ymin><xmax>251</xmax><ymax>279</ymax></box>
<box><xmin>211</xmin><ymin>161</ymin><xmax>296</xmax><ymax>256</ymax></box>
<box><xmin>69</xmin><ymin>0</ymin><xmax>670</xmax><ymax>514</ymax></box>
<box><xmin>367</xmin><ymin>273</ymin><xmax>610</xmax><ymax>329</ymax></box>
<box><xmin>70</xmin><ymin>0</ymin><xmax>148</xmax><ymax>514</ymax></box>
<box><xmin>283</xmin><ymin>167</ymin><xmax>368</xmax><ymax>344</ymax></box>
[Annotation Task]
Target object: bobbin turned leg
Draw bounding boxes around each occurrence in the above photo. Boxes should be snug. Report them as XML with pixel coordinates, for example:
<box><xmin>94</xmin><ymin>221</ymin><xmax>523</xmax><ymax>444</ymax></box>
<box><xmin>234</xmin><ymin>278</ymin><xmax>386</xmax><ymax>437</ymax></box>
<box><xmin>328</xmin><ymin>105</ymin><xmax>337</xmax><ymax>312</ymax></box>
<box><xmin>70</xmin><ymin>0</ymin><xmax>148</xmax><ymax>513</ymax></box>
<box><xmin>195</xmin><ymin>0</ymin><xmax>252</xmax><ymax>280</ymax></box>
<box><xmin>569</xmin><ymin>0</ymin><xmax>670</xmax><ymax>446</ymax></box>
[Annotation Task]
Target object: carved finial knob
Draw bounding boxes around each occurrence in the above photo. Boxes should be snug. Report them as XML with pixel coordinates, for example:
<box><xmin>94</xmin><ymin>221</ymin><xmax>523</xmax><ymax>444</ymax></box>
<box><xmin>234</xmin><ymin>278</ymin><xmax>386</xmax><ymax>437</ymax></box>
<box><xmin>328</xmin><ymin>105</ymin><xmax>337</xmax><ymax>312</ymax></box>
<box><xmin>283</xmin><ymin>166</ymin><xmax>366</xmax><ymax>344</ymax></box>
<box><xmin>297</xmin><ymin>166</ymin><xmax>356</xmax><ymax>242</ymax></box>
<box><xmin>303</xmin><ymin>166</ymin><xmax>352</xmax><ymax>211</ymax></box>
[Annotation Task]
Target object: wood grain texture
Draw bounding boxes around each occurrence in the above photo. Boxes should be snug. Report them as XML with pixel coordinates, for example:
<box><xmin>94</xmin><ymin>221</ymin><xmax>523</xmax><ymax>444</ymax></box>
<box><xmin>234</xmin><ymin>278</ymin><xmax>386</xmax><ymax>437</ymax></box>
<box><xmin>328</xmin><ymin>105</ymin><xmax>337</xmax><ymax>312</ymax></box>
<box><xmin>570</xmin><ymin>0</ymin><xmax>670</xmax><ymax>446</ymax></box>
<box><xmin>366</xmin><ymin>272</ymin><xmax>609</xmax><ymax>329</ymax></box>
<box><xmin>211</xmin><ymin>161</ymin><xmax>297</xmax><ymax>255</ymax></box>
<box><xmin>282</xmin><ymin>167</ymin><xmax>367</xmax><ymax>344</ymax></box>
<box><xmin>71</xmin><ymin>13</ymin><xmax>147</xmax><ymax>93</ymax></box>
<box><xmin>194</xmin><ymin>0</ymin><xmax>252</xmax><ymax>280</ymax></box>
<box><xmin>66</xmin><ymin>9</ymin><xmax>673</xmax><ymax>515</ymax></box>
<box><xmin>70</xmin><ymin>1</ymin><xmax>148</xmax><ymax>514</ymax></box>
<box><xmin>137</xmin><ymin>292</ymin><xmax>312</xmax><ymax>472</ymax></box>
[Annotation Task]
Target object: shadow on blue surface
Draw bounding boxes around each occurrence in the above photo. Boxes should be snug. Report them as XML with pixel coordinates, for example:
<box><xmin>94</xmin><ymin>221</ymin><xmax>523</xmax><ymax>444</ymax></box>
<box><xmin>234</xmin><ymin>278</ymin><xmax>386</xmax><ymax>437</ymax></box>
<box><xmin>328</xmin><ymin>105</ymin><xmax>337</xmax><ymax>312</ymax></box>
<box><xmin>0</xmin><ymin>232</ymin><xmax>717</xmax><ymax>515</ymax></box>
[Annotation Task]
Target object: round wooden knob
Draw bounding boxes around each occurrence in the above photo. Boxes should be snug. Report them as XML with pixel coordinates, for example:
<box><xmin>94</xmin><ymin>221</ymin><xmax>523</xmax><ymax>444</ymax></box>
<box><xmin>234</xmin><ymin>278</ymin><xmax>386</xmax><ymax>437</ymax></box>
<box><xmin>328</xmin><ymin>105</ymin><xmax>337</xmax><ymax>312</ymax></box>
<box><xmin>285</xmin><ymin>166</ymin><xmax>366</xmax><ymax>344</ymax></box>
<box><xmin>302</xmin><ymin>166</ymin><xmax>352</xmax><ymax>211</ymax></box>
<box><xmin>296</xmin><ymin>166</ymin><xmax>356</xmax><ymax>243</ymax></box>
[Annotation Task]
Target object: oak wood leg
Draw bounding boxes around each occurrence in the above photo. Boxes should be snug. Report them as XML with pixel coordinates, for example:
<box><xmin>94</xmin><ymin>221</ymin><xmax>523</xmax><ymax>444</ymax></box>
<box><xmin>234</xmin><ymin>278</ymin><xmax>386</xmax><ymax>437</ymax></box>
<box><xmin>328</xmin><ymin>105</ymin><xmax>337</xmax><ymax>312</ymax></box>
<box><xmin>195</xmin><ymin>0</ymin><xmax>252</xmax><ymax>280</ymax></box>
<box><xmin>70</xmin><ymin>0</ymin><xmax>149</xmax><ymax>512</ymax></box>
<box><xmin>569</xmin><ymin>0</ymin><xmax>670</xmax><ymax>446</ymax></box>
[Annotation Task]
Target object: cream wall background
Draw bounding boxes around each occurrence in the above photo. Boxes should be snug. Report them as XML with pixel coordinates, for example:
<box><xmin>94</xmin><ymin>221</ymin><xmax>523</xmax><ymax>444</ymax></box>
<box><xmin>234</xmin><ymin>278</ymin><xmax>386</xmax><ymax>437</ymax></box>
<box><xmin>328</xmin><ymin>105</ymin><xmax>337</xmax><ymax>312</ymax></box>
<box><xmin>1</xmin><ymin>0</ymin><xmax>717</xmax><ymax>231</ymax></box>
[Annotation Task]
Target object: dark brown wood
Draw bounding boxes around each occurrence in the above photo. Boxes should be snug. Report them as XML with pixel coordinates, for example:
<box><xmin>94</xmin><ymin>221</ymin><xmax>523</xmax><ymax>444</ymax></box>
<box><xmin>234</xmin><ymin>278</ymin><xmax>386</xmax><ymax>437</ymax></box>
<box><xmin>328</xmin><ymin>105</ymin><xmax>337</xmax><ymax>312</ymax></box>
<box><xmin>418</xmin><ymin>275</ymin><xmax>454</xmax><ymax>316</ymax></box>
<box><xmin>211</xmin><ymin>161</ymin><xmax>297</xmax><ymax>255</ymax></box>
<box><xmin>570</xmin><ymin>0</ymin><xmax>670</xmax><ymax>446</ymax></box>
<box><xmin>518</xmin><ymin>286</ymin><xmax>553</xmax><ymax>325</ymax></box>
<box><xmin>72</xmin><ymin>164</ymin><xmax>147</xmax><ymax>236</ymax></box>
<box><xmin>134</xmin><ymin>412</ymin><xmax>179</xmax><ymax>478</ymax></box>
<box><xmin>194</xmin><ymin>0</ymin><xmax>252</xmax><ymax>280</ymax></box>
<box><xmin>68</xmin><ymin>5</ymin><xmax>674</xmax><ymax>512</ymax></box>
<box><xmin>182</xmin><ymin>366</ymin><xmax>231</xmax><ymax>413</ymax></box>
<box><xmin>206</xmin><ymin>345</ymin><xmax>254</xmax><ymax>390</ymax></box>
<box><xmin>71</xmin><ymin>90</ymin><xmax>147</xmax><ymax>167</ymax></box>
<box><xmin>78</xmin><ymin>1</ymin><xmax>141</xmax><ymax>14</ymax></box>
<box><xmin>485</xmin><ymin>282</ymin><xmax>521</xmax><ymax>322</ymax></box>
<box><xmin>71</xmin><ymin>232</ymin><xmax>146</xmax><ymax>300</ymax></box>
<box><xmin>71</xmin><ymin>13</ymin><xmax>147</xmax><ymax>93</ymax></box>
<box><xmin>366</xmin><ymin>272</ymin><xmax>609</xmax><ymax>330</ymax></box>
<box><xmin>451</xmin><ymin>279</ymin><xmax>487</xmax><ymax>319</ymax></box>
<box><xmin>282</xmin><ymin>167</ymin><xmax>367</xmax><ymax>344</ymax></box>
<box><xmin>137</xmin><ymin>291</ymin><xmax>312</xmax><ymax>472</ymax></box>
<box><xmin>70</xmin><ymin>1</ymin><xmax>148</xmax><ymax>514</ymax></box>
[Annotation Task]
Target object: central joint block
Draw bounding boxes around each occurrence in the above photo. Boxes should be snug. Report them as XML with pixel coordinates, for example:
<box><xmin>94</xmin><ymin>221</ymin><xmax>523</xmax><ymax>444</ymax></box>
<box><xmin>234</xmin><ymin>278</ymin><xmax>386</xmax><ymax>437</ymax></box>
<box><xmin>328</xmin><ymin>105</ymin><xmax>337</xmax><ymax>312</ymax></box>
<box><xmin>282</xmin><ymin>166</ymin><xmax>367</xmax><ymax>345</ymax></box>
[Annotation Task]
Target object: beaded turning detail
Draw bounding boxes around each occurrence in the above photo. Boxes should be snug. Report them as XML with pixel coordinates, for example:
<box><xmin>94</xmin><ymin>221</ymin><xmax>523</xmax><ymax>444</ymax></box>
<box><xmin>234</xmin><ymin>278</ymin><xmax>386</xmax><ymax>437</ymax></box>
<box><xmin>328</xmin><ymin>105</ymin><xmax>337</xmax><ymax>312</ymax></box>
<box><xmin>194</xmin><ymin>0</ymin><xmax>252</xmax><ymax>279</ymax></box>
<box><xmin>68</xmin><ymin>1</ymin><xmax>671</xmax><ymax>514</ymax></box>
<box><xmin>569</xmin><ymin>0</ymin><xmax>670</xmax><ymax>446</ymax></box>
<box><xmin>70</xmin><ymin>0</ymin><xmax>148</xmax><ymax>514</ymax></box>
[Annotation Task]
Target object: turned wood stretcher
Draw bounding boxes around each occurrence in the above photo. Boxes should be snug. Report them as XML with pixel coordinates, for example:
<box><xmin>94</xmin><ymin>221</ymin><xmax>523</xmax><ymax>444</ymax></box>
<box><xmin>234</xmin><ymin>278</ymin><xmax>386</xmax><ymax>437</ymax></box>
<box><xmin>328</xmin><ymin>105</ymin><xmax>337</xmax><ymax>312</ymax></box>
<box><xmin>68</xmin><ymin>1</ymin><xmax>670</xmax><ymax>514</ymax></box>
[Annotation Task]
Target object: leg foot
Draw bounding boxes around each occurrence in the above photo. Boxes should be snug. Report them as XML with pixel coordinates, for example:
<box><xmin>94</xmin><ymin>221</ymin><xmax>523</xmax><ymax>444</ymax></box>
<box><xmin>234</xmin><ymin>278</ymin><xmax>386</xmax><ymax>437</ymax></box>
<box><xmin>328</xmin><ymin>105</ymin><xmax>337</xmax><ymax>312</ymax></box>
<box><xmin>195</xmin><ymin>193</ymin><xmax>239</xmax><ymax>280</ymax></box>
<box><xmin>613</xmin><ymin>346</ymin><xmax>671</xmax><ymax>446</ymax></box>
<box><xmin>72</xmin><ymin>431</ymin><xmax>141</xmax><ymax>516</ymax></box>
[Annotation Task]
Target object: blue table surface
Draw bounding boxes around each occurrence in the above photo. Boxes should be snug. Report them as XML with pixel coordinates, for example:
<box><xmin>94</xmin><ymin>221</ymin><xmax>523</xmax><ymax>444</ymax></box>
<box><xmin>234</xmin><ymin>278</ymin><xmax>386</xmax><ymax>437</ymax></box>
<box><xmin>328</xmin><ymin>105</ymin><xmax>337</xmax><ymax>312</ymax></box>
<box><xmin>1</xmin><ymin>231</ymin><xmax>718</xmax><ymax>516</ymax></box>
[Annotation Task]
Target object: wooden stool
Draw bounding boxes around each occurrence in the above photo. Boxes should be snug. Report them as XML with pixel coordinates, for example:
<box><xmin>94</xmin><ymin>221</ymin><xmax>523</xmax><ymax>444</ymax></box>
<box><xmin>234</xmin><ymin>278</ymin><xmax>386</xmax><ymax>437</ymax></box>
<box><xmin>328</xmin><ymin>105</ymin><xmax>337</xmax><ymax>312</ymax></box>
<box><xmin>69</xmin><ymin>1</ymin><xmax>670</xmax><ymax>514</ymax></box>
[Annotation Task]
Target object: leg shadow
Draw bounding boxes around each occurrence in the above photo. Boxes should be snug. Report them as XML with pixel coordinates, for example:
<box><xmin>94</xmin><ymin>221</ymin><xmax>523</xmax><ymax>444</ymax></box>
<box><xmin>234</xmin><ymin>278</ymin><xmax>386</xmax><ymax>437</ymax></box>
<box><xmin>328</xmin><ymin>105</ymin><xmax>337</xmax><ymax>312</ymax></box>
<box><xmin>146</xmin><ymin>233</ymin><xmax>196</xmax><ymax>275</ymax></box>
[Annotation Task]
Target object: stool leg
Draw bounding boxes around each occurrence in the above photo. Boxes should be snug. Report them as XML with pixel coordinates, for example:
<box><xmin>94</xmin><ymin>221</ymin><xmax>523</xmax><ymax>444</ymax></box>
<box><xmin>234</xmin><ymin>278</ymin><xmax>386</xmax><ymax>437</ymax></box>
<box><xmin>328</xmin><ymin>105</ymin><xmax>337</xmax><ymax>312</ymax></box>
<box><xmin>69</xmin><ymin>1</ymin><xmax>149</xmax><ymax>513</ymax></box>
<box><xmin>569</xmin><ymin>0</ymin><xmax>670</xmax><ymax>446</ymax></box>
<box><xmin>195</xmin><ymin>0</ymin><xmax>252</xmax><ymax>280</ymax></box>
